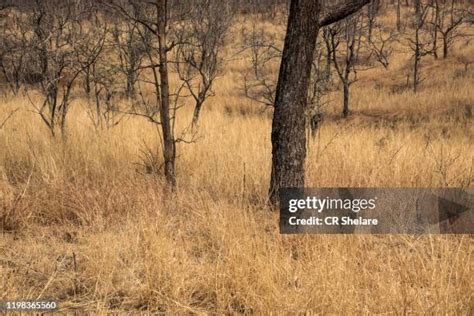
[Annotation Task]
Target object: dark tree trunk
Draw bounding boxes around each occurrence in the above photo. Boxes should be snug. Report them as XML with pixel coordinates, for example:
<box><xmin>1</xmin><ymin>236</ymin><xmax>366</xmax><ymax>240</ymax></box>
<box><xmin>126</xmin><ymin>70</ymin><xmax>137</xmax><ymax>99</ymax></box>
<box><xmin>323</xmin><ymin>28</ymin><xmax>332</xmax><ymax>81</ymax></box>
<box><xmin>414</xmin><ymin>37</ymin><xmax>420</xmax><ymax>92</ymax></box>
<box><xmin>157</xmin><ymin>0</ymin><xmax>176</xmax><ymax>188</ymax></box>
<box><xmin>343</xmin><ymin>82</ymin><xmax>350</xmax><ymax>118</ymax></box>
<box><xmin>192</xmin><ymin>100</ymin><xmax>203</xmax><ymax>126</ymax></box>
<box><xmin>397</xmin><ymin>0</ymin><xmax>401</xmax><ymax>31</ymax></box>
<box><xmin>269</xmin><ymin>0</ymin><xmax>320</xmax><ymax>206</ymax></box>
<box><xmin>83</xmin><ymin>65</ymin><xmax>91</xmax><ymax>97</ymax></box>
<box><xmin>442</xmin><ymin>35</ymin><xmax>449</xmax><ymax>58</ymax></box>
<box><xmin>413</xmin><ymin>0</ymin><xmax>421</xmax><ymax>93</ymax></box>
<box><xmin>433</xmin><ymin>0</ymin><xmax>439</xmax><ymax>59</ymax></box>
<box><xmin>268</xmin><ymin>0</ymin><xmax>370</xmax><ymax>206</ymax></box>
<box><xmin>367</xmin><ymin>0</ymin><xmax>378</xmax><ymax>44</ymax></box>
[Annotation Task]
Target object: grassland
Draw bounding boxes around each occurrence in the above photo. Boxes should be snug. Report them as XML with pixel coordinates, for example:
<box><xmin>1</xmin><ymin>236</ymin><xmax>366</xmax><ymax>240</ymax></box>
<box><xmin>0</xmin><ymin>13</ymin><xmax>473</xmax><ymax>314</ymax></box>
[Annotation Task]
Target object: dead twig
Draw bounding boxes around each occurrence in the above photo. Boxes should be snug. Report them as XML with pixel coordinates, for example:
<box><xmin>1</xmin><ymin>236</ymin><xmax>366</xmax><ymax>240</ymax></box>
<box><xmin>0</xmin><ymin>108</ymin><xmax>19</xmax><ymax>129</ymax></box>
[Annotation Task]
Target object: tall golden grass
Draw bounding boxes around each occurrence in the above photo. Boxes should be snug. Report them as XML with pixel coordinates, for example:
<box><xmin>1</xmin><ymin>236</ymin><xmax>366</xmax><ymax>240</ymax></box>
<box><xmin>0</xmin><ymin>13</ymin><xmax>473</xmax><ymax>313</ymax></box>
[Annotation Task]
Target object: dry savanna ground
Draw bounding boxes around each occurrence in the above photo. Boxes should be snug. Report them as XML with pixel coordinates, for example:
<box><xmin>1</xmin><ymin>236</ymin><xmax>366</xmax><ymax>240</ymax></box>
<box><xmin>1</xmin><ymin>12</ymin><xmax>473</xmax><ymax>314</ymax></box>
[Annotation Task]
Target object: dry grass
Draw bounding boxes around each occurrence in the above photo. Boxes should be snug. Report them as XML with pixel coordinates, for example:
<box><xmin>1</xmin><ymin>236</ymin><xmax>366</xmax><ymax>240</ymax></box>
<box><xmin>0</xmin><ymin>13</ymin><xmax>473</xmax><ymax>314</ymax></box>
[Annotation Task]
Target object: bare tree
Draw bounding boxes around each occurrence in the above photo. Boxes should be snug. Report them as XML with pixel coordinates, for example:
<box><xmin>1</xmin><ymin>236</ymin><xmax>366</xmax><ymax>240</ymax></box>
<box><xmin>75</xmin><ymin>11</ymin><xmax>123</xmax><ymax>130</ymax></box>
<box><xmin>0</xmin><ymin>12</ymin><xmax>30</xmax><ymax>95</ymax></box>
<box><xmin>430</xmin><ymin>0</ymin><xmax>440</xmax><ymax>58</ymax></box>
<box><xmin>366</xmin><ymin>0</ymin><xmax>381</xmax><ymax>43</ymax></box>
<box><xmin>435</xmin><ymin>0</ymin><xmax>469</xmax><ymax>58</ymax></box>
<box><xmin>76</xmin><ymin>6</ymin><xmax>111</xmax><ymax>97</ymax></box>
<box><xmin>327</xmin><ymin>13</ymin><xmax>367</xmax><ymax>118</ymax></box>
<box><xmin>241</xmin><ymin>21</ymin><xmax>282</xmax><ymax>108</ymax></box>
<box><xmin>105</xmin><ymin>0</ymin><xmax>199</xmax><ymax>188</ymax></box>
<box><xmin>111</xmin><ymin>7</ymin><xmax>149</xmax><ymax>99</ymax></box>
<box><xmin>22</xmin><ymin>0</ymin><xmax>106</xmax><ymax>137</ymax></box>
<box><xmin>86</xmin><ymin>62</ymin><xmax>124</xmax><ymax>130</ymax></box>
<box><xmin>368</xmin><ymin>25</ymin><xmax>398</xmax><ymax>69</ymax></box>
<box><xmin>307</xmin><ymin>34</ymin><xmax>333</xmax><ymax>137</ymax></box>
<box><xmin>397</xmin><ymin>0</ymin><xmax>403</xmax><ymax>31</ymax></box>
<box><xmin>269</xmin><ymin>0</ymin><xmax>371</xmax><ymax>206</ymax></box>
<box><xmin>409</xmin><ymin>0</ymin><xmax>432</xmax><ymax>92</ymax></box>
<box><xmin>174</xmin><ymin>0</ymin><xmax>233</xmax><ymax>126</ymax></box>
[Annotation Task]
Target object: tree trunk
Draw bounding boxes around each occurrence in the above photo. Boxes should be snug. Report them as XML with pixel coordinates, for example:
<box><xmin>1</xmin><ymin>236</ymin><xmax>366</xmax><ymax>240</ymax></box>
<box><xmin>413</xmin><ymin>0</ymin><xmax>421</xmax><ymax>93</ymax></box>
<box><xmin>432</xmin><ymin>0</ymin><xmax>439</xmax><ymax>59</ymax></box>
<box><xmin>323</xmin><ymin>28</ymin><xmax>332</xmax><ymax>81</ymax></box>
<box><xmin>413</xmin><ymin>55</ymin><xmax>420</xmax><ymax>92</ymax></box>
<box><xmin>367</xmin><ymin>1</ymin><xmax>377</xmax><ymax>44</ymax></box>
<box><xmin>414</xmin><ymin>43</ymin><xmax>420</xmax><ymax>92</ymax></box>
<box><xmin>343</xmin><ymin>82</ymin><xmax>350</xmax><ymax>118</ymax></box>
<box><xmin>157</xmin><ymin>0</ymin><xmax>176</xmax><ymax>188</ymax></box>
<box><xmin>126</xmin><ymin>72</ymin><xmax>135</xmax><ymax>99</ymax></box>
<box><xmin>396</xmin><ymin>0</ymin><xmax>401</xmax><ymax>31</ymax></box>
<box><xmin>433</xmin><ymin>35</ymin><xmax>438</xmax><ymax>59</ymax></box>
<box><xmin>84</xmin><ymin>65</ymin><xmax>91</xmax><ymax>97</ymax></box>
<box><xmin>442</xmin><ymin>35</ymin><xmax>449</xmax><ymax>58</ymax></box>
<box><xmin>192</xmin><ymin>100</ymin><xmax>203</xmax><ymax>126</ymax></box>
<box><xmin>269</xmin><ymin>0</ymin><xmax>320</xmax><ymax>206</ymax></box>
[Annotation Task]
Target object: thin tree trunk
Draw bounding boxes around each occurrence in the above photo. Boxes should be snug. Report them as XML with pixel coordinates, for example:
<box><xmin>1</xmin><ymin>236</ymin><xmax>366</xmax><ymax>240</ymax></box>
<box><xmin>343</xmin><ymin>82</ymin><xmax>350</xmax><ymax>118</ymax></box>
<box><xmin>125</xmin><ymin>66</ymin><xmax>138</xmax><ymax>99</ymax></box>
<box><xmin>323</xmin><ymin>28</ymin><xmax>332</xmax><ymax>81</ymax></box>
<box><xmin>126</xmin><ymin>70</ymin><xmax>136</xmax><ymax>99</ymax></box>
<box><xmin>84</xmin><ymin>65</ymin><xmax>91</xmax><ymax>97</ymax></box>
<box><xmin>367</xmin><ymin>1</ymin><xmax>376</xmax><ymax>44</ymax></box>
<box><xmin>269</xmin><ymin>0</ymin><xmax>320</xmax><ymax>206</ymax></box>
<box><xmin>413</xmin><ymin>0</ymin><xmax>421</xmax><ymax>93</ymax></box>
<box><xmin>413</xmin><ymin>47</ymin><xmax>421</xmax><ymax>93</ymax></box>
<box><xmin>442</xmin><ymin>35</ymin><xmax>449</xmax><ymax>58</ymax></box>
<box><xmin>414</xmin><ymin>39</ymin><xmax>420</xmax><ymax>92</ymax></box>
<box><xmin>157</xmin><ymin>0</ymin><xmax>176</xmax><ymax>188</ymax></box>
<box><xmin>397</xmin><ymin>0</ymin><xmax>401</xmax><ymax>31</ymax></box>
<box><xmin>93</xmin><ymin>64</ymin><xmax>102</xmax><ymax>129</ymax></box>
<box><xmin>192</xmin><ymin>100</ymin><xmax>203</xmax><ymax>126</ymax></box>
<box><xmin>433</xmin><ymin>0</ymin><xmax>439</xmax><ymax>59</ymax></box>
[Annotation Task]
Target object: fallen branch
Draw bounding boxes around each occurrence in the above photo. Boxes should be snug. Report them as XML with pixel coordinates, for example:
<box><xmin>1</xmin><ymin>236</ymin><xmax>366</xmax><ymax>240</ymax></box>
<box><xmin>0</xmin><ymin>108</ymin><xmax>19</xmax><ymax>129</ymax></box>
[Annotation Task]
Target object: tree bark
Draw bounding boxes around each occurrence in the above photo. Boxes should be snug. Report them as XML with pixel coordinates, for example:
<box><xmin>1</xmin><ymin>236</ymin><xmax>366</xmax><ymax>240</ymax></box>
<box><xmin>269</xmin><ymin>0</ymin><xmax>320</xmax><ymax>206</ymax></box>
<box><xmin>442</xmin><ymin>35</ymin><xmax>449</xmax><ymax>58</ymax></box>
<box><xmin>319</xmin><ymin>0</ymin><xmax>371</xmax><ymax>27</ymax></box>
<box><xmin>343</xmin><ymin>82</ymin><xmax>350</xmax><ymax>118</ymax></box>
<box><xmin>396</xmin><ymin>0</ymin><xmax>401</xmax><ymax>31</ymax></box>
<box><xmin>413</xmin><ymin>0</ymin><xmax>425</xmax><ymax>93</ymax></box>
<box><xmin>83</xmin><ymin>65</ymin><xmax>91</xmax><ymax>97</ymax></box>
<box><xmin>413</xmin><ymin>32</ymin><xmax>420</xmax><ymax>92</ymax></box>
<box><xmin>192</xmin><ymin>100</ymin><xmax>203</xmax><ymax>126</ymax></box>
<box><xmin>157</xmin><ymin>0</ymin><xmax>176</xmax><ymax>188</ymax></box>
<box><xmin>269</xmin><ymin>0</ymin><xmax>371</xmax><ymax>206</ymax></box>
<box><xmin>433</xmin><ymin>0</ymin><xmax>439</xmax><ymax>59</ymax></box>
<box><xmin>126</xmin><ymin>70</ymin><xmax>137</xmax><ymax>99</ymax></box>
<box><xmin>322</xmin><ymin>28</ymin><xmax>332</xmax><ymax>82</ymax></box>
